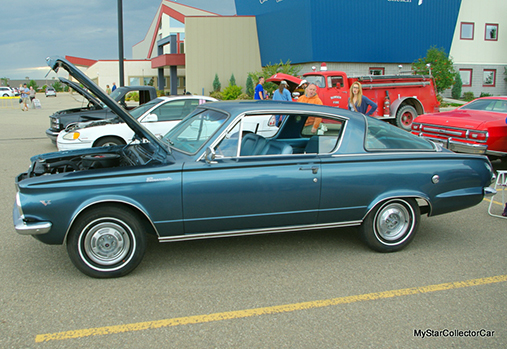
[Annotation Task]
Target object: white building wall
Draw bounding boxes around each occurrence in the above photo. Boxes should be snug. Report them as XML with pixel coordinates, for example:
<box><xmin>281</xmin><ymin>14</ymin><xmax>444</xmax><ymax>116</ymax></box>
<box><xmin>447</xmin><ymin>0</ymin><xmax>507</xmax><ymax>97</ymax></box>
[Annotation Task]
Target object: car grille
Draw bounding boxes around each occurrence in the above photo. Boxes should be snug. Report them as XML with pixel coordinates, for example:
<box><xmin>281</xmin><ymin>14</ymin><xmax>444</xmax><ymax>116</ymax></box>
<box><xmin>412</xmin><ymin>123</ymin><xmax>488</xmax><ymax>143</ymax></box>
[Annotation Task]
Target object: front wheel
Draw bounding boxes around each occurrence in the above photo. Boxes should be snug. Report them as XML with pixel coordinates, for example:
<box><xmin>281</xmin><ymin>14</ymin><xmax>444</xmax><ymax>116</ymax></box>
<box><xmin>67</xmin><ymin>206</ymin><xmax>146</xmax><ymax>278</ymax></box>
<box><xmin>359</xmin><ymin>198</ymin><xmax>420</xmax><ymax>252</ymax></box>
<box><xmin>94</xmin><ymin>136</ymin><xmax>126</xmax><ymax>147</ymax></box>
<box><xmin>396</xmin><ymin>105</ymin><xmax>418</xmax><ymax>131</ymax></box>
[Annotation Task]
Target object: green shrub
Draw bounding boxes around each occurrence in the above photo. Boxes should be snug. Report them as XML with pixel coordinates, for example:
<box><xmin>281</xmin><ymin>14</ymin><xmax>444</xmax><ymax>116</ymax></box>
<box><xmin>125</xmin><ymin>92</ymin><xmax>139</xmax><ymax>101</ymax></box>
<box><xmin>209</xmin><ymin>91</ymin><xmax>223</xmax><ymax>100</ymax></box>
<box><xmin>213</xmin><ymin>74</ymin><xmax>221</xmax><ymax>92</ymax></box>
<box><xmin>451</xmin><ymin>72</ymin><xmax>462</xmax><ymax>99</ymax></box>
<box><xmin>245</xmin><ymin>76</ymin><xmax>254</xmax><ymax>97</ymax></box>
<box><xmin>463</xmin><ymin>92</ymin><xmax>475</xmax><ymax>101</ymax></box>
<box><xmin>237</xmin><ymin>93</ymin><xmax>251</xmax><ymax>100</ymax></box>
<box><xmin>480</xmin><ymin>92</ymin><xmax>493</xmax><ymax>97</ymax></box>
<box><xmin>222</xmin><ymin>85</ymin><xmax>242</xmax><ymax>100</ymax></box>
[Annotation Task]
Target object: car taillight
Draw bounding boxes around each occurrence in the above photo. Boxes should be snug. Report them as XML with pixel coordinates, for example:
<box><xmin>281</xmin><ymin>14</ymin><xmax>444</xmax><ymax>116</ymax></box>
<box><xmin>468</xmin><ymin>131</ymin><xmax>487</xmax><ymax>141</ymax></box>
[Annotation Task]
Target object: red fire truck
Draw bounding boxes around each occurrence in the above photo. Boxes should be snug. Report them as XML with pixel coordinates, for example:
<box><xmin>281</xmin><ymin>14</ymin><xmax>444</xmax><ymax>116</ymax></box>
<box><xmin>267</xmin><ymin>64</ymin><xmax>440</xmax><ymax>130</ymax></box>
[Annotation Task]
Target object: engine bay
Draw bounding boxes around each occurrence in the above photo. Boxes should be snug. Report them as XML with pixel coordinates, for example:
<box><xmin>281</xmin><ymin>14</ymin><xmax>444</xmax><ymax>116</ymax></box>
<box><xmin>24</xmin><ymin>143</ymin><xmax>163</xmax><ymax>178</ymax></box>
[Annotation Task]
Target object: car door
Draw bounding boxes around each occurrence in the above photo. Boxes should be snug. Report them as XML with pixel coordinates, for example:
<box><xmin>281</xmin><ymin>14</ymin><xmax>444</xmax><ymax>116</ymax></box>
<box><xmin>181</xmin><ymin>115</ymin><xmax>322</xmax><ymax>235</ymax></box>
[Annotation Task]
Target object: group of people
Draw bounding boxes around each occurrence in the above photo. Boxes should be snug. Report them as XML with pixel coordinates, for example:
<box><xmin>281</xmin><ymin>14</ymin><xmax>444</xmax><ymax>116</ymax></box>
<box><xmin>254</xmin><ymin>77</ymin><xmax>377</xmax><ymax>124</ymax></box>
<box><xmin>19</xmin><ymin>83</ymin><xmax>36</xmax><ymax>111</ymax></box>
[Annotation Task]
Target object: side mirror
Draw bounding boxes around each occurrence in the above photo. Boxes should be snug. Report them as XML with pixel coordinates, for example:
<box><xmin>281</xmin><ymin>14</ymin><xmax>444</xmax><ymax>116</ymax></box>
<box><xmin>143</xmin><ymin>113</ymin><xmax>158</xmax><ymax>123</ymax></box>
<box><xmin>205</xmin><ymin>147</ymin><xmax>217</xmax><ymax>164</ymax></box>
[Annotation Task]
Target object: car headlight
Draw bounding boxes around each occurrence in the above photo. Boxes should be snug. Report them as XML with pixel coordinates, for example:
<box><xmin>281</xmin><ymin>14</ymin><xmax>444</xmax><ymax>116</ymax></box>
<box><xmin>62</xmin><ymin>132</ymin><xmax>80</xmax><ymax>140</ymax></box>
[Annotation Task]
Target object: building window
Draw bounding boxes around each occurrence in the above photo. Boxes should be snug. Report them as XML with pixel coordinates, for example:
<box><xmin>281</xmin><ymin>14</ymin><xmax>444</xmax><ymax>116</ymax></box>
<box><xmin>143</xmin><ymin>77</ymin><xmax>155</xmax><ymax>86</ymax></box>
<box><xmin>129</xmin><ymin>77</ymin><xmax>140</xmax><ymax>86</ymax></box>
<box><xmin>459</xmin><ymin>69</ymin><xmax>472</xmax><ymax>87</ymax></box>
<box><xmin>485</xmin><ymin>23</ymin><xmax>498</xmax><ymax>41</ymax></box>
<box><xmin>483</xmin><ymin>69</ymin><xmax>496</xmax><ymax>87</ymax></box>
<box><xmin>369</xmin><ymin>67</ymin><xmax>385</xmax><ymax>75</ymax></box>
<box><xmin>460</xmin><ymin>22</ymin><xmax>474</xmax><ymax>40</ymax></box>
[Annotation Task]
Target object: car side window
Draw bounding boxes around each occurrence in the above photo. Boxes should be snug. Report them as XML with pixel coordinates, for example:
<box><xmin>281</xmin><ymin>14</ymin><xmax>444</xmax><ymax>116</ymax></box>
<box><xmin>214</xmin><ymin>114</ymin><xmax>343</xmax><ymax>157</ymax></box>
<box><xmin>154</xmin><ymin>100</ymin><xmax>188</xmax><ymax>121</ymax></box>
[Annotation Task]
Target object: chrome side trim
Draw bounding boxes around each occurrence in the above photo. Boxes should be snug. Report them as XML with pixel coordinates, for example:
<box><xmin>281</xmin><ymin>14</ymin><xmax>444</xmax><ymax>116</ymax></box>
<box><xmin>158</xmin><ymin>221</ymin><xmax>363</xmax><ymax>243</ymax></box>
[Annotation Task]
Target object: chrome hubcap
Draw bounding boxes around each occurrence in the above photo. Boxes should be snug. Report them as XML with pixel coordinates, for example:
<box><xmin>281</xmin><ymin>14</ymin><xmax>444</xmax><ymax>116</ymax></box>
<box><xmin>84</xmin><ymin>222</ymin><xmax>131</xmax><ymax>265</ymax></box>
<box><xmin>376</xmin><ymin>203</ymin><xmax>410</xmax><ymax>241</ymax></box>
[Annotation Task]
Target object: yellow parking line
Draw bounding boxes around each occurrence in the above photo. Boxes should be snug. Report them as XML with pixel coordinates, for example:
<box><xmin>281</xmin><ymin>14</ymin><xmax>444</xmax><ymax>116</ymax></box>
<box><xmin>483</xmin><ymin>197</ymin><xmax>505</xmax><ymax>206</ymax></box>
<box><xmin>35</xmin><ymin>275</ymin><xmax>507</xmax><ymax>343</ymax></box>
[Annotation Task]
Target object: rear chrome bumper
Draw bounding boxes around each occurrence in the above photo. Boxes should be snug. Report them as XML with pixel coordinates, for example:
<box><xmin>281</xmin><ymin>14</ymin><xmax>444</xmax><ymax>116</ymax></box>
<box><xmin>422</xmin><ymin>136</ymin><xmax>487</xmax><ymax>155</ymax></box>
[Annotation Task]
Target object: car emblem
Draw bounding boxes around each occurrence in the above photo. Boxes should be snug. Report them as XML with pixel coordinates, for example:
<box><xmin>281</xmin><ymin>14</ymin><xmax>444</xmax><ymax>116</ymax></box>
<box><xmin>40</xmin><ymin>200</ymin><xmax>51</xmax><ymax>206</ymax></box>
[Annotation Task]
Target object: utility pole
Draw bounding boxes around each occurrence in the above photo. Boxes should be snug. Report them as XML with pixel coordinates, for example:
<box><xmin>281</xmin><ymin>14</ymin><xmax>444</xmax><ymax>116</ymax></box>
<box><xmin>117</xmin><ymin>0</ymin><xmax>125</xmax><ymax>87</ymax></box>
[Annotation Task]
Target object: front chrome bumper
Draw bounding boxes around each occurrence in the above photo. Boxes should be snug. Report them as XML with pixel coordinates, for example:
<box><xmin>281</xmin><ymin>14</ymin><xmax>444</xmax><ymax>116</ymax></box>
<box><xmin>13</xmin><ymin>194</ymin><xmax>51</xmax><ymax>235</ymax></box>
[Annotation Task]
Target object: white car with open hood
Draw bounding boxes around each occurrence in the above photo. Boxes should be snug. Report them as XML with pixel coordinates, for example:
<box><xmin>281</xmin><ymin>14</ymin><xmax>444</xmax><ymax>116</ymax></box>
<box><xmin>57</xmin><ymin>95</ymin><xmax>217</xmax><ymax>151</ymax></box>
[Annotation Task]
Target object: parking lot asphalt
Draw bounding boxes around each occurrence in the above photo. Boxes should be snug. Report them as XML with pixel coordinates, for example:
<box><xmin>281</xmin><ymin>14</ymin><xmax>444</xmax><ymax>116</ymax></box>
<box><xmin>0</xmin><ymin>94</ymin><xmax>505</xmax><ymax>348</ymax></box>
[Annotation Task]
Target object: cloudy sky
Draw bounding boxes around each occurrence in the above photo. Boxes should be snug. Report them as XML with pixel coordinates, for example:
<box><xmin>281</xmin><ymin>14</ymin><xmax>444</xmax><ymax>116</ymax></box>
<box><xmin>0</xmin><ymin>0</ymin><xmax>236</xmax><ymax>81</ymax></box>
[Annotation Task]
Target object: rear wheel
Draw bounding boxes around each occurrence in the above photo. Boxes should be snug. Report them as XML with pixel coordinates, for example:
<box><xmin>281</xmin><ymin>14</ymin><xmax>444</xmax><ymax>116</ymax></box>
<box><xmin>396</xmin><ymin>105</ymin><xmax>418</xmax><ymax>131</ymax></box>
<box><xmin>359</xmin><ymin>198</ymin><xmax>420</xmax><ymax>252</ymax></box>
<box><xmin>67</xmin><ymin>206</ymin><xmax>146</xmax><ymax>278</ymax></box>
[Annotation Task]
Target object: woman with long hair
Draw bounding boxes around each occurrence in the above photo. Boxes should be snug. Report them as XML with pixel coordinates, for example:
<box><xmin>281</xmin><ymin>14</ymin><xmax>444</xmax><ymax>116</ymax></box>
<box><xmin>348</xmin><ymin>81</ymin><xmax>377</xmax><ymax>116</ymax></box>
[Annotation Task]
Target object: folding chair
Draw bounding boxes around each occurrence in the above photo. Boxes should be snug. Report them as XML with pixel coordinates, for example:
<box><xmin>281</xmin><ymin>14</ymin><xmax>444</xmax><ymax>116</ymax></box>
<box><xmin>488</xmin><ymin>170</ymin><xmax>507</xmax><ymax>219</ymax></box>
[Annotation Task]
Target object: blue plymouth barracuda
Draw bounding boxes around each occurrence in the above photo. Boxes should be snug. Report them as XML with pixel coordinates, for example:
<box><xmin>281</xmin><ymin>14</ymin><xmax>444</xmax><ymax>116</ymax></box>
<box><xmin>13</xmin><ymin>57</ymin><xmax>495</xmax><ymax>278</ymax></box>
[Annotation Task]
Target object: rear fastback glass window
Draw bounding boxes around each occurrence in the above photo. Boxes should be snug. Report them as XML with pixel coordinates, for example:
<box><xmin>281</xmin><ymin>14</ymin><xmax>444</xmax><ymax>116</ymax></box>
<box><xmin>365</xmin><ymin>117</ymin><xmax>434</xmax><ymax>151</ymax></box>
<box><xmin>460</xmin><ymin>99</ymin><xmax>507</xmax><ymax>113</ymax></box>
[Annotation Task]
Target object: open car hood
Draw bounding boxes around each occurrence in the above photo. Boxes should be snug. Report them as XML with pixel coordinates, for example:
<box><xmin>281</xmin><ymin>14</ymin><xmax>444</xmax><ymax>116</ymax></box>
<box><xmin>59</xmin><ymin>77</ymin><xmax>104</xmax><ymax>109</ymax></box>
<box><xmin>266</xmin><ymin>73</ymin><xmax>302</xmax><ymax>92</ymax></box>
<box><xmin>46</xmin><ymin>56</ymin><xmax>169</xmax><ymax>159</ymax></box>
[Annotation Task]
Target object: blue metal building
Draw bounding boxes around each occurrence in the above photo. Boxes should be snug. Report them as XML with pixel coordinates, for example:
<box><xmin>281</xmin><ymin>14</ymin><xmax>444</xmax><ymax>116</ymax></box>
<box><xmin>235</xmin><ymin>0</ymin><xmax>462</xmax><ymax>66</ymax></box>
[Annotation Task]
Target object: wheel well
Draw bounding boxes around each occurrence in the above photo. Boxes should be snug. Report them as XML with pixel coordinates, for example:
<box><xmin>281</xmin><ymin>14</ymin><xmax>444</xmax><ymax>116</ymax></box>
<box><xmin>397</xmin><ymin>98</ymin><xmax>424</xmax><ymax>116</ymax></box>
<box><xmin>93</xmin><ymin>135</ymin><xmax>126</xmax><ymax>147</ymax></box>
<box><xmin>365</xmin><ymin>196</ymin><xmax>431</xmax><ymax>220</ymax></box>
<box><xmin>65</xmin><ymin>202</ymin><xmax>158</xmax><ymax>243</ymax></box>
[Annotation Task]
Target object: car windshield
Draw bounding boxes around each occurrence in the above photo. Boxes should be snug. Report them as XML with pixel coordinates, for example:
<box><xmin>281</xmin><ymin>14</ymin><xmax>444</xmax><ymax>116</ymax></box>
<box><xmin>366</xmin><ymin>117</ymin><xmax>435</xmax><ymax>151</ymax></box>
<box><xmin>460</xmin><ymin>99</ymin><xmax>507</xmax><ymax>113</ymax></box>
<box><xmin>128</xmin><ymin>98</ymin><xmax>165</xmax><ymax>119</ymax></box>
<box><xmin>162</xmin><ymin>108</ymin><xmax>228</xmax><ymax>154</ymax></box>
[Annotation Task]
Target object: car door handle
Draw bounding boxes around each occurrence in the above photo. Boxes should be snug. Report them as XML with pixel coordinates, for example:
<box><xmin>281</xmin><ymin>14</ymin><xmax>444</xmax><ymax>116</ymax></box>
<box><xmin>299</xmin><ymin>166</ymin><xmax>319</xmax><ymax>174</ymax></box>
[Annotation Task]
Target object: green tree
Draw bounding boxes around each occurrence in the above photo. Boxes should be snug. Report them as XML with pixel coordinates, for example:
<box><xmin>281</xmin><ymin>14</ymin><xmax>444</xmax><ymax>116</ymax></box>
<box><xmin>245</xmin><ymin>75</ymin><xmax>254</xmax><ymax>97</ymax></box>
<box><xmin>52</xmin><ymin>80</ymin><xmax>63</xmax><ymax>92</ymax></box>
<box><xmin>451</xmin><ymin>72</ymin><xmax>462</xmax><ymax>99</ymax></box>
<box><xmin>229</xmin><ymin>73</ymin><xmax>236</xmax><ymax>87</ymax></box>
<box><xmin>412</xmin><ymin>46</ymin><xmax>456</xmax><ymax>94</ymax></box>
<box><xmin>1</xmin><ymin>77</ymin><xmax>8</xmax><ymax>86</ymax></box>
<box><xmin>248</xmin><ymin>60</ymin><xmax>301</xmax><ymax>96</ymax></box>
<box><xmin>212</xmin><ymin>73</ymin><xmax>221</xmax><ymax>92</ymax></box>
<box><xmin>28</xmin><ymin>79</ymin><xmax>39</xmax><ymax>91</ymax></box>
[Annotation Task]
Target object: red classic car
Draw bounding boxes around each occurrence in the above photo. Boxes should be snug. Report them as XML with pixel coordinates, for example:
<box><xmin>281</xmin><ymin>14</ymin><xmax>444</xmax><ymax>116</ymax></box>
<box><xmin>411</xmin><ymin>96</ymin><xmax>507</xmax><ymax>161</ymax></box>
